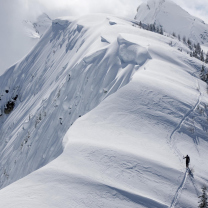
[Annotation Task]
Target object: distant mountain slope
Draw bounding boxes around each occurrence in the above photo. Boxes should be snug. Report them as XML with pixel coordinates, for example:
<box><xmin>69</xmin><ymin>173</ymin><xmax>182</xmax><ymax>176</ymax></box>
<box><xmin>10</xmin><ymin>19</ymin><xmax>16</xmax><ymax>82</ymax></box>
<box><xmin>135</xmin><ymin>0</ymin><xmax>208</xmax><ymax>44</ymax></box>
<box><xmin>0</xmin><ymin>14</ymin><xmax>208</xmax><ymax>208</ymax></box>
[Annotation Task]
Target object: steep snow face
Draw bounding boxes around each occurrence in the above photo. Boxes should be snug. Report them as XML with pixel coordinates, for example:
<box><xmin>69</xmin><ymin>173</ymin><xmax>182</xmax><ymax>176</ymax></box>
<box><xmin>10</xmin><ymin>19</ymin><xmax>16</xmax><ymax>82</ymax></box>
<box><xmin>135</xmin><ymin>0</ymin><xmax>208</xmax><ymax>44</ymax></box>
<box><xmin>0</xmin><ymin>13</ymin><xmax>208</xmax><ymax>208</ymax></box>
<box><xmin>0</xmin><ymin>14</ymin><xmax>150</xmax><ymax>189</ymax></box>
<box><xmin>23</xmin><ymin>13</ymin><xmax>52</xmax><ymax>39</ymax></box>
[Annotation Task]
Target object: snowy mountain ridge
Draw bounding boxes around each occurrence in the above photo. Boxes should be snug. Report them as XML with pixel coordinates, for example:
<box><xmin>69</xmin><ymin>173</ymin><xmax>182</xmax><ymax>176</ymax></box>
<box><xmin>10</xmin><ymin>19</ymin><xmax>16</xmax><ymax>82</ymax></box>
<box><xmin>135</xmin><ymin>0</ymin><xmax>208</xmax><ymax>44</ymax></box>
<box><xmin>0</xmin><ymin>14</ymin><xmax>150</xmax><ymax>190</ymax></box>
<box><xmin>0</xmin><ymin>11</ymin><xmax>208</xmax><ymax>208</ymax></box>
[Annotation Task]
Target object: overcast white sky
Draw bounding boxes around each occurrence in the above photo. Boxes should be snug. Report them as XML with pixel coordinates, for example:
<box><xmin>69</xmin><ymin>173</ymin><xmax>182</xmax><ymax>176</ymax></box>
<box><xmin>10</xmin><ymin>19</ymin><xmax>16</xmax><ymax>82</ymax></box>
<box><xmin>10</xmin><ymin>0</ymin><xmax>208</xmax><ymax>21</ymax></box>
<box><xmin>0</xmin><ymin>0</ymin><xmax>208</xmax><ymax>75</ymax></box>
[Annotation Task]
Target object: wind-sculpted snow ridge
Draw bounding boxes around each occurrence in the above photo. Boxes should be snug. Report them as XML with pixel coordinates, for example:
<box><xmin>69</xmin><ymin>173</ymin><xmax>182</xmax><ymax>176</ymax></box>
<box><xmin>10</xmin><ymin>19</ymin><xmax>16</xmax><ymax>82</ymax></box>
<box><xmin>135</xmin><ymin>0</ymin><xmax>208</xmax><ymax>44</ymax></box>
<box><xmin>0</xmin><ymin>14</ymin><xmax>208</xmax><ymax>208</ymax></box>
<box><xmin>0</xmin><ymin>14</ymin><xmax>150</xmax><ymax>189</ymax></box>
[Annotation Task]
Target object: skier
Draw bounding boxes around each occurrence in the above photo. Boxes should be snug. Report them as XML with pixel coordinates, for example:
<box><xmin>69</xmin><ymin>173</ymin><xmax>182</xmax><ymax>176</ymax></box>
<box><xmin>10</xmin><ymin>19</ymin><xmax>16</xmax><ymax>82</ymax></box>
<box><xmin>183</xmin><ymin>155</ymin><xmax>190</xmax><ymax>168</ymax></box>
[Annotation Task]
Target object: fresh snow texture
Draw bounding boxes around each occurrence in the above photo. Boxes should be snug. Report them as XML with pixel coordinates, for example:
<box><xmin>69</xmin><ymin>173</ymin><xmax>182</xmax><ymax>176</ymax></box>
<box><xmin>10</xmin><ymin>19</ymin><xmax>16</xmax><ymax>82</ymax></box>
<box><xmin>0</xmin><ymin>13</ymin><xmax>208</xmax><ymax>208</ymax></box>
<box><xmin>135</xmin><ymin>0</ymin><xmax>208</xmax><ymax>44</ymax></box>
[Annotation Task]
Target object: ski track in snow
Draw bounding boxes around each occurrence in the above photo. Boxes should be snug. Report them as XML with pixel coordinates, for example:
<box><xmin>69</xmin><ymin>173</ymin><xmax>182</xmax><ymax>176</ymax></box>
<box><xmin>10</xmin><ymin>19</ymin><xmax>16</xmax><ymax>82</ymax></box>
<box><xmin>170</xmin><ymin>169</ymin><xmax>188</xmax><ymax>208</ymax></box>
<box><xmin>169</xmin><ymin>79</ymin><xmax>201</xmax><ymax>163</ymax></box>
<box><xmin>170</xmin><ymin>168</ymin><xmax>200</xmax><ymax>208</ymax></box>
<box><xmin>188</xmin><ymin>172</ymin><xmax>200</xmax><ymax>197</ymax></box>
<box><xmin>168</xmin><ymin>80</ymin><xmax>202</xmax><ymax>207</ymax></box>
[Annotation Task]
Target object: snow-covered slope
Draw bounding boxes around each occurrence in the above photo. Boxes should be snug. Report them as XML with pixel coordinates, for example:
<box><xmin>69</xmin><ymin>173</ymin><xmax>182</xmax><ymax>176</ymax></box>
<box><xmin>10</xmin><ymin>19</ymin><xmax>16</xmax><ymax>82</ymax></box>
<box><xmin>0</xmin><ymin>14</ymin><xmax>150</xmax><ymax>189</ymax></box>
<box><xmin>0</xmin><ymin>14</ymin><xmax>208</xmax><ymax>208</ymax></box>
<box><xmin>135</xmin><ymin>0</ymin><xmax>208</xmax><ymax>44</ymax></box>
<box><xmin>23</xmin><ymin>13</ymin><xmax>52</xmax><ymax>39</ymax></box>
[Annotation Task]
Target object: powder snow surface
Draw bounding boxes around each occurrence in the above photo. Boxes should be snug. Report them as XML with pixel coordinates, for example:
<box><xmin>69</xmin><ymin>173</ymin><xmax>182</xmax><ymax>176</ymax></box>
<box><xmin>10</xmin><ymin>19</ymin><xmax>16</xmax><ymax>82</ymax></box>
<box><xmin>0</xmin><ymin>13</ymin><xmax>208</xmax><ymax>208</ymax></box>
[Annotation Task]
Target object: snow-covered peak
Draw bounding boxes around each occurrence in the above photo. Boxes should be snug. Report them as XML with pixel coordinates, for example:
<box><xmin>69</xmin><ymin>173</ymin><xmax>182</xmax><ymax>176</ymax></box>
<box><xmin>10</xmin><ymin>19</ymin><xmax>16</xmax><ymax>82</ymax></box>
<box><xmin>36</xmin><ymin>13</ymin><xmax>51</xmax><ymax>22</ymax></box>
<box><xmin>34</xmin><ymin>13</ymin><xmax>52</xmax><ymax>37</ymax></box>
<box><xmin>23</xmin><ymin>13</ymin><xmax>52</xmax><ymax>39</ymax></box>
<box><xmin>135</xmin><ymin>0</ymin><xmax>208</xmax><ymax>44</ymax></box>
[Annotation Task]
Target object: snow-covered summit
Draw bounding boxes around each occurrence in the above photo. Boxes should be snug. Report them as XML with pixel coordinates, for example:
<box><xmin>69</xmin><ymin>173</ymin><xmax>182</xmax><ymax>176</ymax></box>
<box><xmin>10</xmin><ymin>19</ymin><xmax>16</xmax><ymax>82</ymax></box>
<box><xmin>23</xmin><ymin>13</ymin><xmax>52</xmax><ymax>39</ymax></box>
<box><xmin>135</xmin><ymin>0</ymin><xmax>208</xmax><ymax>44</ymax></box>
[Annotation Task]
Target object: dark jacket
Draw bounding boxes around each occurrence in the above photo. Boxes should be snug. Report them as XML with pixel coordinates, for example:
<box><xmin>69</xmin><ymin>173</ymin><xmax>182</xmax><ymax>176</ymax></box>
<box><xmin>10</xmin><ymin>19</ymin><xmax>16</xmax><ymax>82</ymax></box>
<box><xmin>183</xmin><ymin>155</ymin><xmax>190</xmax><ymax>166</ymax></box>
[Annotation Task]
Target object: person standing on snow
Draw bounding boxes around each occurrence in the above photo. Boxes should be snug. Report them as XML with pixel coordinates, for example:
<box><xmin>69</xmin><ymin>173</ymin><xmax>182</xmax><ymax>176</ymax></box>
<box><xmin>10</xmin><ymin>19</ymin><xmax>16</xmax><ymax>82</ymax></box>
<box><xmin>183</xmin><ymin>155</ymin><xmax>190</xmax><ymax>168</ymax></box>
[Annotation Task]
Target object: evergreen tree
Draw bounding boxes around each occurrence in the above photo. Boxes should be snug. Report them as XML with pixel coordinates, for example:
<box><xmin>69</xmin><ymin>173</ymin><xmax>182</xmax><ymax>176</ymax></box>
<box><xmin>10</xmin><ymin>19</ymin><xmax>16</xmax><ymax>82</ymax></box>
<box><xmin>200</xmin><ymin>65</ymin><xmax>208</xmax><ymax>82</ymax></box>
<box><xmin>178</xmin><ymin>34</ymin><xmax>181</xmax><ymax>41</ymax></box>
<box><xmin>159</xmin><ymin>27</ymin><xmax>163</xmax><ymax>35</ymax></box>
<box><xmin>192</xmin><ymin>43</ymin><xmax>202</xmax><ymax>59</ymax></box>
<box><xmin>147</xmin><ymin>24</ymin><xmax>150</xmax><ymax>31</ymax></box>
<box><xmin>193</xmin><ymin>50</ymin><xmax>197</xmax><ymax>58</ymax></box>
<box><xmin>152</xmin><ymin>24</ymin><xmax>156</xmax><ymax>32</ymax></box>
<box><xmin>196</xmin><ymin>43</ymin><xmax>201</xmax><ymax>54</ymax></box>
<box><xmin>172</xmin><ymin>32</ymin><xmax>176</xmax><ymax>37</ymax></box>
<box><xmin>201</xmin><ymin>50</ymin><xmax>205</xmax><ymax>62</ymax></box>
<box><xmin>183</xmin><ymin>36</ymin><xmax>186</xmax><ymax>43</ymax></box>
<box><xmin>198</xmin><ymin>185</ymin><xmax>208</xmax><ymax>208</ymax></box>
<box><xmin>205</xmin><ymin>52</ymin><xmax>208</xmax><ymax>64</ymax></box>
<box><xmin>187</xmin><ymin>39</ymin><xmax>192</xmax><ymax>46</ymax></box>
